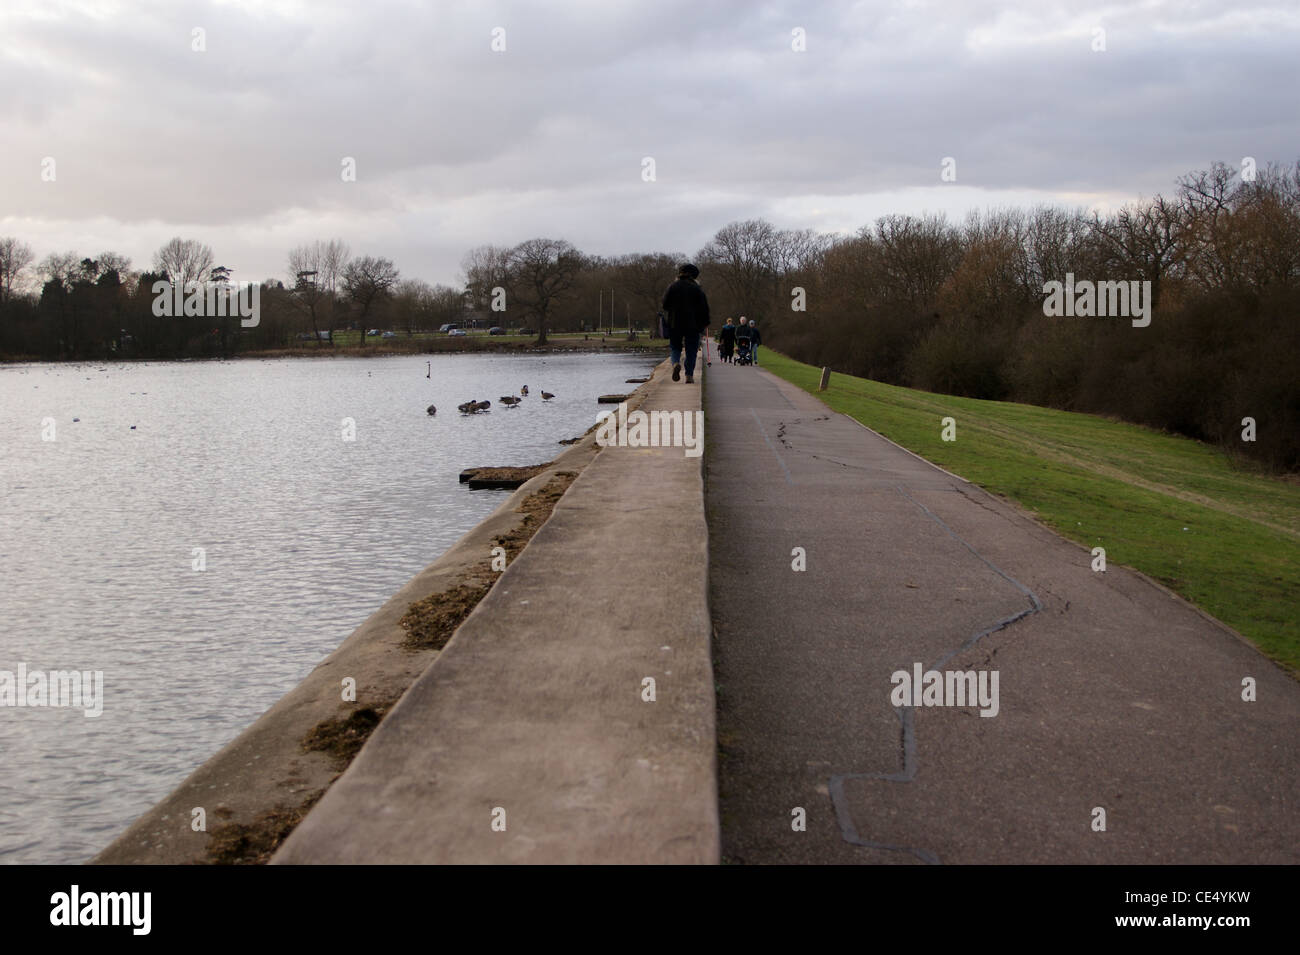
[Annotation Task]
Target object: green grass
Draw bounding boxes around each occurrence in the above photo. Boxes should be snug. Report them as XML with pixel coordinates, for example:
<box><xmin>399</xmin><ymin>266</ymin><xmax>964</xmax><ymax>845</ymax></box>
<box><xmin>759</xmin><ymin>350</ymin><xmax>1300</xmax><ymax>672</ymax></box>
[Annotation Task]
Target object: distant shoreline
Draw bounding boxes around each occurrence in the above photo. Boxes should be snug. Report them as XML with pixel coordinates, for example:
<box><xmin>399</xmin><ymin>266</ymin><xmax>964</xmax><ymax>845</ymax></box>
<box><xmin>242</xmin><ymin>337</ymin><xmax>662</xmax><ymax>359</ymax></box>
<box><xmin>0</xmin><ymin>336</ymin><xmax>664</xmax><ymax>364</ymax></box>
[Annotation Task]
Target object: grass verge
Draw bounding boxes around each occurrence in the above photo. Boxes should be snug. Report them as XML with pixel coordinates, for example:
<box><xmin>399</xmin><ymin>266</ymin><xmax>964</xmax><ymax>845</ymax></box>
<box><xmin>759</xmin><ymin>350</ymin><xmax>1299</xmax><ymax>672</ymax></box>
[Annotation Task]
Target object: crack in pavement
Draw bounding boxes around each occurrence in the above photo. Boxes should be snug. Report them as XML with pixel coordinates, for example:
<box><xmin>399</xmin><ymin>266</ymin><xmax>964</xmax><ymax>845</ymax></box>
<box><xmin>826</xmin><ymin>485</ymin><xmax>1044</xmax><ymax>865</ymax></box>
<box><xmin>750</xmin><ymin>408</ymin><xmax>795</xmax><ymax>485</ymax></box>
<box><xmin>744</xmin><ymin>406</ymin><xmax>1045</xmax><ymax>863</ymax></box>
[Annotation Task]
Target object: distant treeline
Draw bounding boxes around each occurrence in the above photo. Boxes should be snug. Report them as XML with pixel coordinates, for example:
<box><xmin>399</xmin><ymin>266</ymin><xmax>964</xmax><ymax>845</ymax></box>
<box><xmin>771</xmin><ymin>161</ymin><xmax>1300</xmax><ymax>473</ymax></box>
<box><xmin>1</xmin><ymin>160</ymin><xmax>1296</xmax><ymax>469</ymax></box>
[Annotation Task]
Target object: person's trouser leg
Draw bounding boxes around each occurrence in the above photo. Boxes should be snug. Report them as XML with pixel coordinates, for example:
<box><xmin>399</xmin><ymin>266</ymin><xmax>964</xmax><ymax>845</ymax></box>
<box><xmin>682</xmin><ymin>331</ymin><xmax>700</xmax><ymax>378</ymax></box>
<box><xmin>669</xmin><ymin>330</ymin><xmax>683</xmax><ymax>368</ymax></box>
<box><xmin>752</xmin><ymin>344</ymin><xmax>758</xmax><ymax>365</ymax></box>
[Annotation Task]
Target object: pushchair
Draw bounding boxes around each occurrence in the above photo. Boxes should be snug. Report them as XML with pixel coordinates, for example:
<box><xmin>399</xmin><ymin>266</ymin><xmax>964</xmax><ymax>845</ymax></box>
<box><xmin>735</xmin><ymin>336</ymin><xmax>753</xmax><ymax>366</ymax></box>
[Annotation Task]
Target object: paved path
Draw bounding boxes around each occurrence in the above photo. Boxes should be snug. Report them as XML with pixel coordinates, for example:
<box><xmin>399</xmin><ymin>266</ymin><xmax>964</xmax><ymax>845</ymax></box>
<box><xmin>705</xmin><ymin>362</ymin><xmax>1298</xmax><ymax>864</ymax></box>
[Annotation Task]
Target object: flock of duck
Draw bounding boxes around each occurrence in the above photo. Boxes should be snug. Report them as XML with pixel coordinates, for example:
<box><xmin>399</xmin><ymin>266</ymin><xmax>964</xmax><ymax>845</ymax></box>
<box><xmin>427</xmin><ymin>383</ymin><xmax>556</xmax><ymax>416</ymax></box>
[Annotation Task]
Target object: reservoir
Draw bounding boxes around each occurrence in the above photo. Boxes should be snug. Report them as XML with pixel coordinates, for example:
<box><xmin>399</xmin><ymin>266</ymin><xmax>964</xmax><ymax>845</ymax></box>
<box><xmin>0</xmin><ymin>351</ymin><xmax>654</xmax><ymax>864</ymax></box>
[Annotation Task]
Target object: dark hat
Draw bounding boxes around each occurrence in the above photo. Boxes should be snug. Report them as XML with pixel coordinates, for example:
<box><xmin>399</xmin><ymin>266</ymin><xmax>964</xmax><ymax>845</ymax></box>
<box><xmin>678</xmin><ymin>263</ymin><xmax>700</xmax><ymax>278</ymax></box>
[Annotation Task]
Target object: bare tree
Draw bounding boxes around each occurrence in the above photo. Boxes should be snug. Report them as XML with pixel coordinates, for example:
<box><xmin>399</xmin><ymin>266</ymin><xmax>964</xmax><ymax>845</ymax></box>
<box><xmin>154</xmin><ymin>237</ymin><xmax>214</xmax><ymax>289</ymax></box>
<box><xmin>609</xmin><ymin>252</ymin><xmax>685</xmax><ymax>329</ymax></box>
<box><xmin>287</xmin><ymin>240</ymin><xmax>352</xmax><ymax>344</ymax></box>
<box><xmin>343</xmin><ymin>256</ymin><xmax>400</xmax><ymax>344</ymax></box>
<box><xmin>1026</xmin><ymin>205</ymin><xmax>1091</xmax><ymax>292</ymax></box>
<box><xmin>1091</xmin><ymin>196</ymin><xmax>1186</xmax><ymax>309</ymax></box>
<box><xmin>1179</xmin><ymin>161</ymin><xmax>1300</xmax><ymax>293</ymax></box>
<box><xmin>1230</xmin><ymin>161</ymin><xmax>1300</xmax><ymax>291</ymax></box>
<box><xmin>953</xmin><ymin>208</ymin><xmax>1036</xmax><ymax>311</ymax></box>
<box><xmin>505</xmin><ymin>238</ymin><xmax>583</xmax><ymax>344</ymax></box>
<box><xmin>461</xmin><ymin>244</ymin><xmax>514</xmax><ymax>322</ymax></box>
<box><xmin>287</xmin><ymin>239</ymin><xmax>350</xmax><ymax>291</ymax></box>
<box><xmin>766</xmin><ymin>228</ymin><xmax>831</xmax><ymax>336</ymax></box>
<box><xmin>866</xmin><ymin>213</ymin><xmax>963</xmax><ymax>310</ymax></box>
<box><xmin>287</xmin><ymin>247</ymin><xmax>327</xmax><ymax>344</ymax></box>
<box><xmin>1178</xmin><ymin>163</ymin><xmax>1238</xmax><ymax>290</ymax></box>
<box><xmin>770</xmin><ymin>228</ymin><xmax>829</xmax><ymax>276</ymax></box>
<box><xmin>37</xmin><ymin>251</ymin><xmax>82</xmax><ymax>286</ymax></box>
<box><xmin>95</xmin><ymin>251</ymin><xmax>132</xmax><ymax>283</ymax></box>
<box><xmin>392</xmin><ymin>278</ymin><xmax>434</xmax><ymax>336</ymax></box>
<box><xmin>317</xmin><ymin>239</ymin><xmax>350</xmax><ymax>295</ymax></box>
<box><xmin>0</xmin><ymin>237</ymin><xmax>35</xmax><ymax>304</ymax></box>
<box><xmin>940</xmin><ymin>222</ymin><xmax>1033</xmax><ymax>323</ymax></box>
<box><xmin>698</xmin><ymin>219</ymin><xmax>778</xmax><ymax>320</ymax></box>
<box><xmin>429</xmin><ymin>283</ymin><xmax>467</xmax><ymax>328</ymax></box>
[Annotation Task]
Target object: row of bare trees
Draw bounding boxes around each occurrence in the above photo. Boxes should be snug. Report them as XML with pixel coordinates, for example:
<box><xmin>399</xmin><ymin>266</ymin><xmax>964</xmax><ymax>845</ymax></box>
<box><xmin>1</xmin><ymin>160</ymin><xmax>1295</xmax><ymax>466</ymax></box>
<box><xmin>456</xmin><ymin>162</ymin><xmax>1295</xmax><ymax>468</ymax></box>
<box><xmin>767</xmin><ymin>161</ymin><xmax>1300</xmax><ymax>470</ymax></box>
<box><xmin>0</xmin><ymin>235</ymin><xmax>471</xmax><ymax>359</ymax></box>
<box><xmin>462</xmin><ymin>239</ymin><xmax>694</xmax><ymax>345</ymax></box>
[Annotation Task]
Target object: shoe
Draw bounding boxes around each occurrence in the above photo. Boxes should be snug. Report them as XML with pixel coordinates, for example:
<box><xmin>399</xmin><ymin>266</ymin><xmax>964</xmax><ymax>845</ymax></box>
<box><xmin>686</xmin><ymin>375</ymin><xmax>694</xmax><ymax>383</ymax></box>
<box><xmin>672</xmin><ymin>363</ymin><xmax>681</xmax><ymax>381</ymax></box>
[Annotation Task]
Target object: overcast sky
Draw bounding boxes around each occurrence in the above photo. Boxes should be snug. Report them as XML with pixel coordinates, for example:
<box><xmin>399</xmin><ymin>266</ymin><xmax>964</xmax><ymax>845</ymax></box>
<box><xmin>2</xmin><ymin>0</ymin><xmax>1296</xmax><ymax>288</ymax></box>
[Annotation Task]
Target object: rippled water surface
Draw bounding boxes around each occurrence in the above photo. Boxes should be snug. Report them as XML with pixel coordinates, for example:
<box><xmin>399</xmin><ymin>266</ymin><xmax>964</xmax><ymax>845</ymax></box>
<box><xmin>0</xmin><ymin>352</ymin><xmax>655</xmax><ymax>864</ymax></box>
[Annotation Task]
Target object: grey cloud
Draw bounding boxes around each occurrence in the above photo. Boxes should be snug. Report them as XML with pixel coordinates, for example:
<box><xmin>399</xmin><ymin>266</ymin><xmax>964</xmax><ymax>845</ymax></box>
<box><xmin>0</xmin><ymin>0</ymin><xmax>1294</xmax><ymax>285</ymax></box>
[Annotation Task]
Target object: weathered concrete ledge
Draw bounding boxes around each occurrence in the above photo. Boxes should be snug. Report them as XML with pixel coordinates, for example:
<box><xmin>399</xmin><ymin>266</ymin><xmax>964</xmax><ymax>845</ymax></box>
<box><xmin>273</xmin><ymin>369</ymin><xmax>717</xmax><ymax>863</ymax></box>
<box><xmin>91</xmin><ymin>369</ymin><xmax>664</xmax><ymax>864</ymax></box>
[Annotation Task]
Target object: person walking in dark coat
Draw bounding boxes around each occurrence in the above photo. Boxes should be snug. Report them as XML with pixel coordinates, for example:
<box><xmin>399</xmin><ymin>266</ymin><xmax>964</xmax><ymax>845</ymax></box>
<box><xmin>661</xmin><ymin>263</ymin><xmax>711</xmax><ymax>383</ymax></box>
<box><xmin>719</xmin><ymin>318</ymin><xmax>736</xmax><ymax>363</ymax></box>
<box><xmin>749</xmin><ymin>320</ymin><xmax>762</xmax><ymax>365</ymax></box>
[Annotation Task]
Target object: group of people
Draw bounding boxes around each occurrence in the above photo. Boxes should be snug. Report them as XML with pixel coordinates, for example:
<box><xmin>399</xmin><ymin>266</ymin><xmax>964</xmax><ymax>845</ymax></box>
<box><xmin>714</xmin><ymin>316</ymin><xmax>760</xmax><ymax>365</ymax></box>
<box><xmin>658</xmin><ymin>262</ymin><xmax>760</xmax><ymax>383</ymax></box>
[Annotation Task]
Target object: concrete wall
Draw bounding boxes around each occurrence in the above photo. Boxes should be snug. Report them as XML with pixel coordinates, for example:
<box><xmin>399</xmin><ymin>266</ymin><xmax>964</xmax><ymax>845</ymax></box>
<box><xmin>274</xmin><ymin>368</ymin><xmax>718</xmax><ymax>863</ymax></box>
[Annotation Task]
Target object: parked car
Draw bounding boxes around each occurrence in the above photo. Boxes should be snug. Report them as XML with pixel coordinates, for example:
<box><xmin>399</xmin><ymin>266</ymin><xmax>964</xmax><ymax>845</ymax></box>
<box><xmin>381</xmin><ymin>331</ymin><xmax>397</xmax><ymax>339</ymax></box>
<box><xmin>439</xmin><ymin>323</ymin><xmax>462</xmax><ymax>333</ymax></box>
<box><xmin>517</xmin><ymin>328</ymin><xmax>534</xmax><ymax>335</ymax></box>
<box><xmin>488</xmin><ymin>326</ymin><xmax>505</xmax><ymax>336</ymax></box>
<box><xmin>366</xmin><ymin>328</ymin><xmax>381</xmax><ymax>337</ymax></box>
<box><xmin>449</xmin><ymin>328</ymin><xmax>467</xmax><ymax>337</ymax></box>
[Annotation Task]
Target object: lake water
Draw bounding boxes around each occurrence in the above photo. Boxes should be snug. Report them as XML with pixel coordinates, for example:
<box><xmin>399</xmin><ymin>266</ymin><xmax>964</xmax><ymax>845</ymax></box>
<box><xmin>0</xmin><ymin>351</ymin><xmax>656</xmax><ymax>864</ymax></box>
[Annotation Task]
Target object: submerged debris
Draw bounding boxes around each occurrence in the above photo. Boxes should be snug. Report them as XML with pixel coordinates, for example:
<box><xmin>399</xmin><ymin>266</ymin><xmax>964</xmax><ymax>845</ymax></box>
<box><xmin>459</xmin><ymin>462</ymin><xmax>551</xmax><ymax>489</ymax></box>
